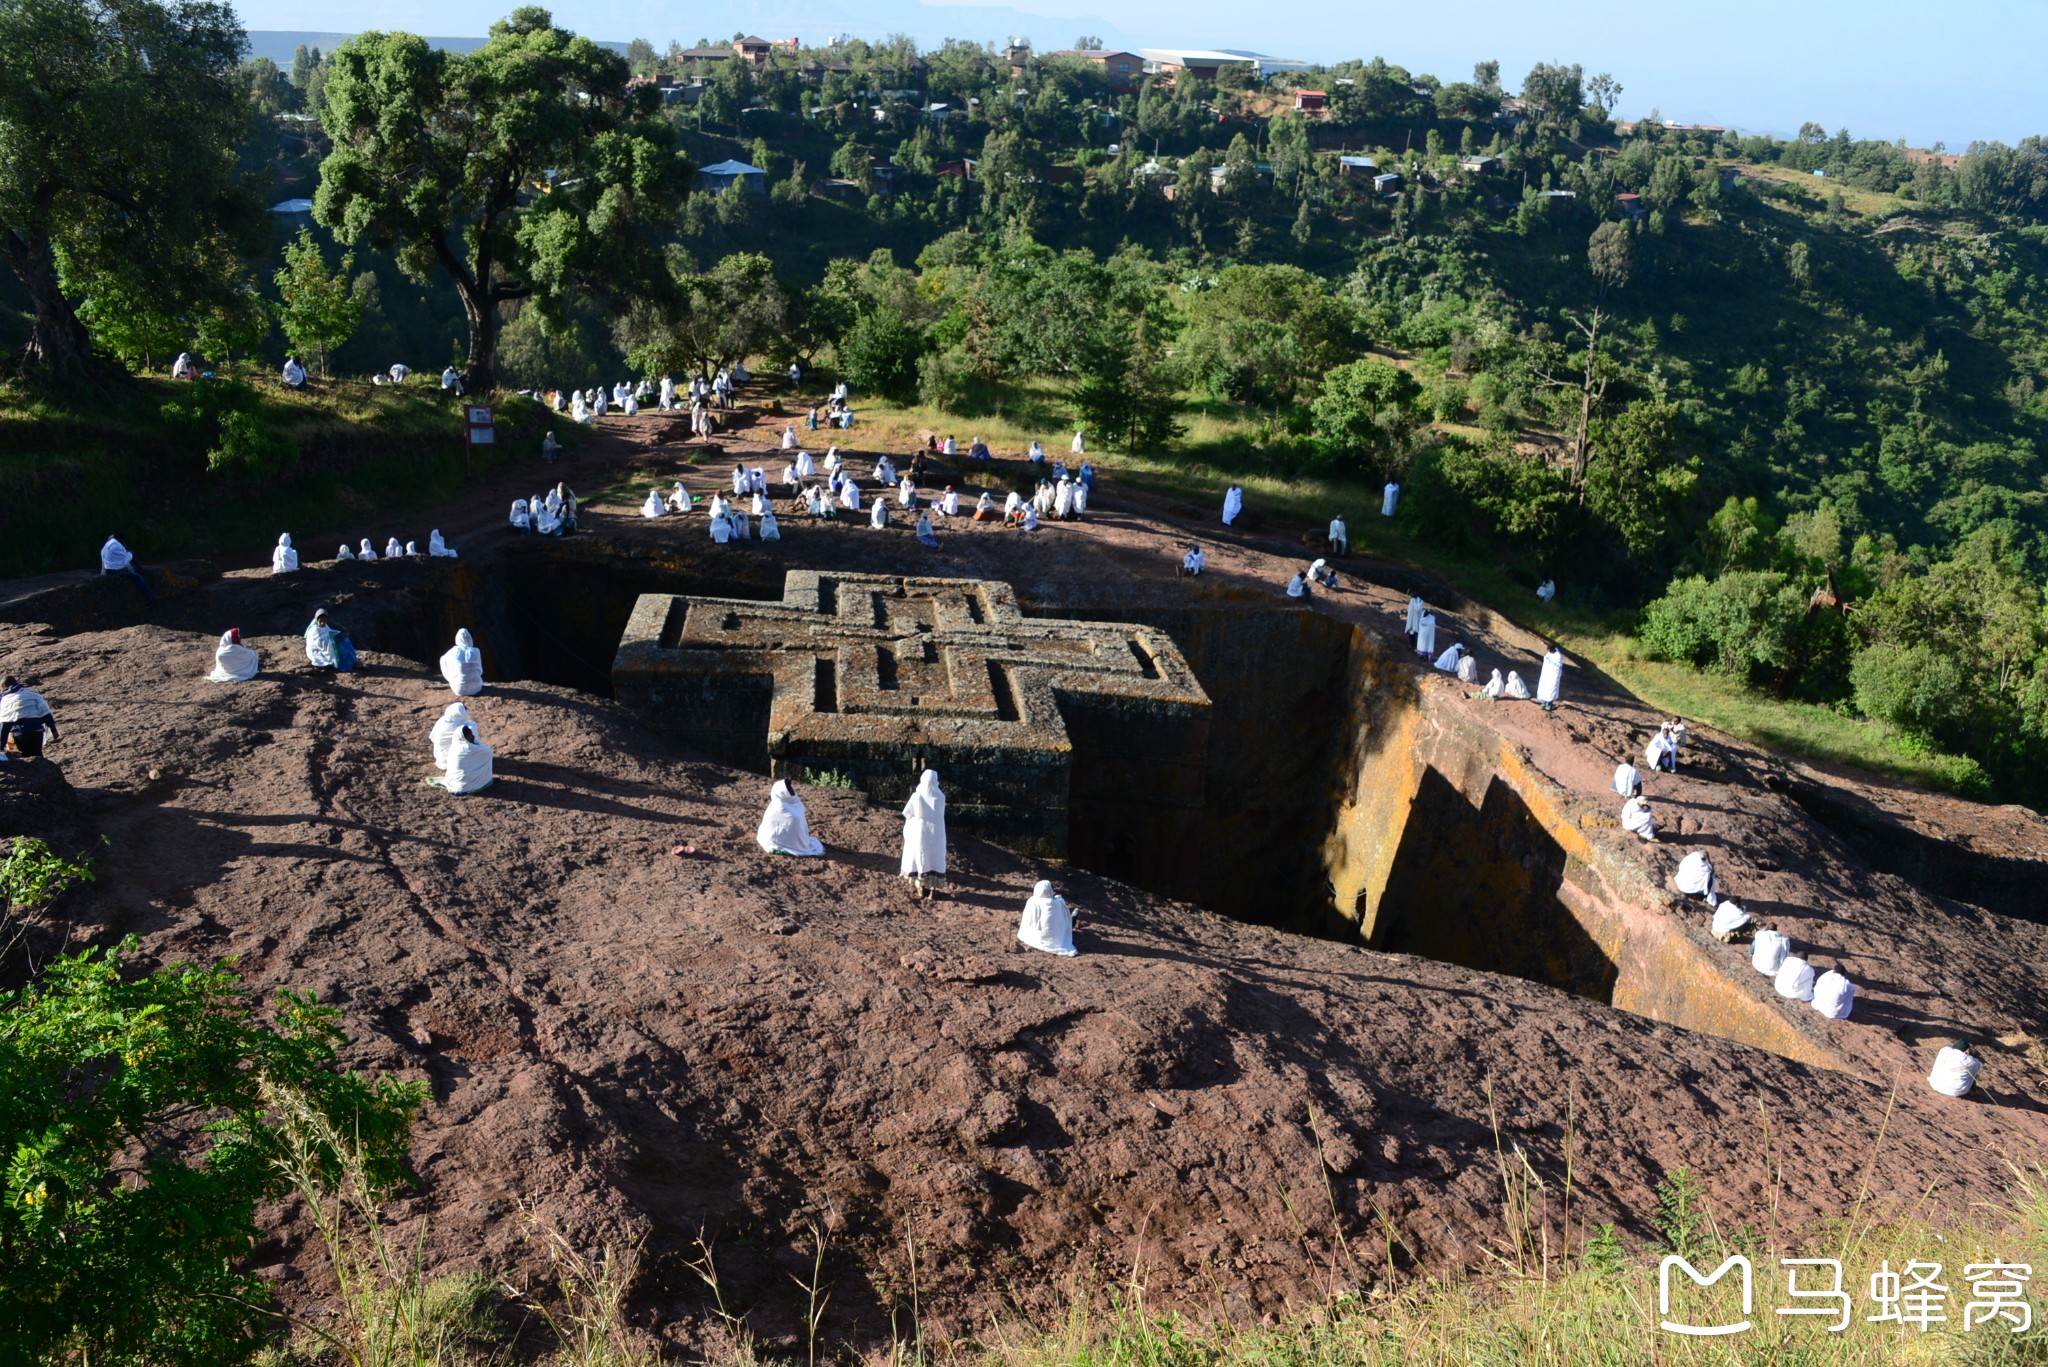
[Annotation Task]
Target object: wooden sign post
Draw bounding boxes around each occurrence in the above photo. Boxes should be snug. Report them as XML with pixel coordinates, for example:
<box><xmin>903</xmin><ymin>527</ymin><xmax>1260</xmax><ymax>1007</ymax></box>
<box><xmin>464</xmin><ymin>404</ymin><xmax>495</xmax><ymax>480</ymax></box>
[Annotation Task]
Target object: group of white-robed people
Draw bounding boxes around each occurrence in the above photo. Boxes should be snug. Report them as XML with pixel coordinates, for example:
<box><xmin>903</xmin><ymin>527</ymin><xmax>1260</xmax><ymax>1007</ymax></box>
<box><xmin>1404</xmin><ymin>594</ymin><xmax>1563</xmax><ymax>710</ymax></box>
<box><xmin>755</xmin><ymin>769</ymin><xmax>1075</xmax><ymax>953</ymax></box>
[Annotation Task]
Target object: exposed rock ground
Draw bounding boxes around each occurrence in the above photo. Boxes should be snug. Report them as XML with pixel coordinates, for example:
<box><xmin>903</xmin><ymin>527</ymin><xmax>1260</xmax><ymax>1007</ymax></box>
<box><xmin>4</xmin><ymin>404</ymin><xmax>2047</xmax><ymax>1351</ymax></box>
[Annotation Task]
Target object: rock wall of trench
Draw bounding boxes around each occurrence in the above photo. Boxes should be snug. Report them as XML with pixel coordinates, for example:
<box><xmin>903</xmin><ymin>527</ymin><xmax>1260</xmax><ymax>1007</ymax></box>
<box><xmin>1320</xmin><ymin>630</ymin><xmax>1850</xmax><ymax>1071</ymax></box>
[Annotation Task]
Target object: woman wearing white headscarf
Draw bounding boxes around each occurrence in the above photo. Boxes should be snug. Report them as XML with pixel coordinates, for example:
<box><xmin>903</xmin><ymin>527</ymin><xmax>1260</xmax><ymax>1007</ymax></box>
<box><xmin>384</xmin><ymin>537</ymin><xmax>403</xmax><ymax>559</ymax></box>
<box><xmin>429</xmin><ymin>529</ymin><xmax>457</xmax><ymax>558</ymax></box>
<box><xmin>440</xmin><ymin>629</ymin><xmax>483</xmax><ymax>696</ymax></box>
<box><xmin>899</xmin><ymin>770</ymin><xmax>947</xmax><ymax>897</ymax></box>
<box><xmin>337</xmin><ymin>543</ymin><xmax>355</xmax><ymax>560</ymax></box>
<box><xmin>760</xmin><ymin>511</ymin><xmax>781</xmax><ymax>541</ymax></box>
<box><xmin>1619</xmin><ymin>795</ymin><xmax>1655</xmax><ymax>842</ymax></box>
<box><xmin>533</xmin><ymin>499</ymin><xmax>562</xmax><ymax>535</ymax></box>
<box><xmin>428</xmin><ymin>725</ymin><xmax>494</xmax><ymax>794</ymax></box>
<box><xmin>757</xmin><ymin>779</ymin><xmax>824</xmax><ymax>855</ymax></box>
<box><xmin>1536</xmin><ymin>647</ymin><xmax>1565</xmax><ymax>711</ymax></box>
<box><xmin>870</xmin><ymin>498</ymin><xmax>888</xmax><ymax>530</ymax></box>
<box><xmin>207</xmin><ymin>628</ymin><xmax>259</xmax><ymax>682</ymax></box>
<box><xmin>1414</xmin><ymin>612</ymin><xmax>1437</xmax><ymax>659</ymax></box>
<box><xmin>841</xmin><ymin>479</ymin><xmax>861</xmax><ymax>512</ymax></box>
<box><xmin>270</xmin><ymin>534</ymin><xmax>299</xmax><ymax>574</ymax></box>
<box><xmin>511</xmin><ymin>499</ymin><xmax>532</xmax><ymax>530</ymax></box>
<box><xmin>1433</xmin><ymin>642</ymin><xmax>1466</xmax><ymax>673</ymax></box>
<box><xmin>304</xmin><ymin>610</ymin><xmax>338</xmax><ymax>670</ymax></box>
<box><xmin>1504</xmin><ymin>671</ymin><xmax>1530</xmax><ymax>699</ymax></box>
<box><xmin>1221</xmin><ymin>485</ymin><xmax>1244</xmax><ymax>526</ymax></box>
<box><xmin>1483</xmin><ymin>668</ymin><xmax>1504</xmax><ymax>699</ymax></box>
<box><xmin>431</xmin><ymin>701</ymin><xmax>478</xmax><ymax>767</ymax></box>
<box><xmin>358</xmin><ymin>538</ymin><xmax>378</xmax><ymax>561</ymax></box>
<box><xmin>1017</xmin><ymin>880</ymin><xmax>1077</xmax><ymax>956</ymax></box>
<box><xmin>641</xmin><ymin>489</ymin><xmax>667</xmax><ymax>518</ymax></box>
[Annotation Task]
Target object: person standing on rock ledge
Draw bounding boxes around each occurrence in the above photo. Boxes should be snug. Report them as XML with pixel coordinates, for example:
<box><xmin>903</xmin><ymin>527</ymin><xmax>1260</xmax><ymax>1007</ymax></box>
<box><xmin>757</xmin><ymin>780</ymin><xmax>825</xmax><ymax>856</ymax></box>
<box><xmin>900</xmin><ymin>770</ymin><xmax>948</xmax><ymax>899</ymax></box>
<box><xmin>1536</xmin><ymin>647</ymin><xmax>1565</xmax><ymax>712</ymax></box>
<box><xmin>1018</xmin><ymin>881</ymin><xmax>1077</xmax><ymax>956</ymax></box>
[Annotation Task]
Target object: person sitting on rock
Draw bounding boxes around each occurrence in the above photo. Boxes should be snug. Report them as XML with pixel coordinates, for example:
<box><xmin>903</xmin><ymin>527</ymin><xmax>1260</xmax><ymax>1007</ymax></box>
<box><xmin>336</xmin><ymin>543</ymin><xmax>354</xmax><ymax>560</ymax></box>
<box><xmin>1483</xmin><ymin>668</ymin><xmax>1505</xmax><ymax>699</ymax></box>
<box><xmin>1286</xmin><ymin>572</ymin><xmax>1309</xmax><ymax>600</ymax></box>
<box><xmin>428</xmin><ymin>725</ymin><xmax>494</xmax><ymax>794</ymax></box>
<box><xmin>304</xmin><ymin>610</ymin><xmax>340</xmax><ymax>672</ymax></box>
<box><xmin>1810</xmin><ymin>962</ymin><xmax>1856</xmax><ymax>1019</ymax></box>
<box><xmin>1536</xmin><ymin>578</ymin><xmax>1557</xmax><ymax>604</ymax></box>
<box><xmin>1613</xmin><ymin>760</ymin><xmax>1642</xmax><ymax>798</ymax></box>
<box><xmin>761</xmin><ymin>510</ymin><xmax>781</xmax><ymax>541</ymax></box>
<box><xmin>431</xmin><ymin>702</ymin><xmax>478</xmax><ymax>768</ymax></box>
<box><xmin>1928</xmin><ymin>1039</ymin><xmax>1982</xmax><ymax>1098</ymax></box>
<box><xmin>100</xmin><ymin>535</ymin><xmax>152</xmax><ymax>597</ymax></box>
<box><xmin>1673</xmin><ymin>850</ymin><xmax>1718</xmax><ymax>907</ymax></box>
<box><xmin>0</xmin><ymin>676</ymin><xmax>59</xmax><ymax>759</ymax></box>
<box><xmin>1620</xmin><ymin>794</ymin><xmax>1656</xmax><ymax>841</ymax></box>
<box><xmin>1180</xmin><ymin>545</ymin><xmax>1204</xmax><ymax>578</ymax></box>
<box><xmin>1751</xmin><ymin>926</ymin><xmax>1789</xmax><ymax>977</ymax></box>
<box><xmin>1018</xmin><ymin>880</ymin><xmax>1077</xmax><ymax>956</ymax></box>
<box><xmin>440</xmin><ymin>629</ymin><xmax>484</xmax><ymax>696</ymax></box>
<box><xmin>869</xmin><ymin>498</ymin><xmax>888</xmax><ymax>530</ymax></box>
<box><xmin>429</xmin><ymin>529</ymin><xmax>458</xmax><ymax>558</ymax></box>
<box><xmin>916</xmin><ymin>510</ymin><xmax>939</xmax><ymax>548</ymax></box>
<box><xmin>1310</xmin><ymin>559</ymin><xmax>1339</xmax><ymax>590</ymax></box>
<box><xmin>899</xmin><ymin>770</ymin><xmax>948</xmax><ymax>898</ymax></box>
<box><xmin>533</xmin><ymin>498</ymin><xmax>562</xmax><ymax>536</ymax></box>
<box><xmin>1711</xmin><ymin>901</ymin><xmax>1753</xmax><ymax>943</ymax></box>
<box><xmin>384</xmin><ymin>537</ymin><xmax>403</xmax><ymax>559</ymax></box>
<box><xmin>1646</xmin><ymin>724</ymin><xmax>1679</xmax><ymax>773</ymax></box>
<box><xmin>1028</xmin><ymin>438</ymin><xmax>1045</xmax><ymax>468</ymax></box>
<box><xmin>973</xmin><ymin>492</ymin><xmax>997</xmax><ymax>522</ymax></box>
<box><xmin>757</xmin><ymin>780</ymin><xmax>825</xmax><ymax>856</ymax></box>
<box><xmin>1434</xmin><ymin>642</ymin><xmax>1466</xmax><ymax>673</ymax></box>
<box><xmin>281</xmin><ymin>356</ymin><xmax>306</xmax><ymax>388</ymax></box>
<box><xmin>207</xmin><ymin>628</ymin><xmax>259</xmax><ymax>683</ymax></box>
<box><xmin>641</xmin><ymin>489</ymin><xmax>667</xmax><ymax>518</ymax></box>
<box><xmin>1774</xmin><ymin>953</ymin><xmax>1817</xmax><ymax>1003</ymax></box>
<box><xmin>271</xmin><ymin>533</ymin><xmax>299</xmax><ymax>574</ymax></box>
<box><xmin>357</xmin><ymin>538</ymin><xmax>378</xmax><ymax>562</ymax></box>
<box><xmin>1504</xmin><ymin>670</ymin><xmax>1531</xmax><ymax>699</ymax></box>
<box><xmin>939</xmin><ymin>487</ymin><xmax>960</xmax><ymax>517</ymax></box>
<box><xmin>542</xmin><ymin>431</ymin><xmax>563</xmax><ymax>463</ymax></box>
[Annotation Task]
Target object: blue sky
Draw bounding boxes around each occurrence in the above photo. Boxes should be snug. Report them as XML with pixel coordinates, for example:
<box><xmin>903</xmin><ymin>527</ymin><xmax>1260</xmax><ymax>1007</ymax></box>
<box><xmin>235</xmin><ymin>0</ymin><xmax>2039</xmax><ymax>149</ymax></box>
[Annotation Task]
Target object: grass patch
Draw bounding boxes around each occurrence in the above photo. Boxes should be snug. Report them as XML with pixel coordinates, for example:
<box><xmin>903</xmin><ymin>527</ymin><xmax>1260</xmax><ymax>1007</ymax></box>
<box><xmin>0</xmin><ymin>373</ymin><xmax>570</xmax><ymax>577</ymax></box>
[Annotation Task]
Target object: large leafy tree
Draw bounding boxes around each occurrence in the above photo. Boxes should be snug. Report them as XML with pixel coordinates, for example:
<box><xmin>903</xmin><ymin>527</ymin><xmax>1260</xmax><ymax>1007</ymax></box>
<box><xmin>0</xmin><ymin>0</ymin><xmax>258</xmax><ymax>380</ymax></box>
<box><xmin>315</xmin><ymin>8</ymin><xmax>688</xmax><ymax>392</ymax></box>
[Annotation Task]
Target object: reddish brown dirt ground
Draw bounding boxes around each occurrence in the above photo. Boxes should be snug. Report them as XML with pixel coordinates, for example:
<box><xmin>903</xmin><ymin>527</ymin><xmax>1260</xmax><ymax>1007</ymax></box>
<box><xmin>5</xmin><ymin>403</ymin><xmax>2048</xmax><ymax>1351</ymax></box>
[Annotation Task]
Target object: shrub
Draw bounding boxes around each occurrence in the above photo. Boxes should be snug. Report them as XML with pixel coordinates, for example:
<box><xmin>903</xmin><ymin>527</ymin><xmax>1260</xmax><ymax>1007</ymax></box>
<box><xmin>837</xmin><ymin>311</ymin><xmax>924</xmax><ymax>402</ymax></box>
<box><xmin>0</xmin><ymin>939</ymin><xmax>425</xmax><ymax>1366</ymax></box>
<box><xmin>1638</xmin><ymin>571</ymin><xmax>1804</xmax><ymax>680</ymax></box>
<box><xmin>1850</xmin><ymin>641</ymin><xmax>1972</xmax><ymax>739</ymax></box>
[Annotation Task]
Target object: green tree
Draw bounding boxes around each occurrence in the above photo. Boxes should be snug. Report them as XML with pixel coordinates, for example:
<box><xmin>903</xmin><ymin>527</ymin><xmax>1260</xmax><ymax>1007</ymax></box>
<box><xmin>1519</xmin><ymin>62</ymin><xmax>1584</xmax><ymax>136</ymax></box>
<box><xmin>1310</xmin><ymin>358</ymin><xmax>1421</xmax><ymax>477</ymax></box>
<box><xmin>272</xmin><ymin>228</ymin><xmax>362</xmax><ymax>377</ymax></box>
<box><xmin>1178</xmin><ymin>264</ymin><xmax>1358</xmax><ymax>408</ymax></box>
<box><xmin>614</xmin><ymin>250</ymin><xmax>793</xmax><ymax>382</ymax></box>
<box><xmin>0</xmin><ymin>0</ymin><xmax>259</xmax><ymax>379</ymax></box>
<box><xmin>1</xmin><ymin>938</ymin><xmax>423</xmax><ymax>1365</ymax></box>
<box><xmin>315</xmin><ymin>8</ymin><xmax>689</xmax><ymax>391</ymax></box>
<box><xmin>1583</xmin><ymin>399</ymin><xmax>1697</xmax><ymax>558</ymax></box>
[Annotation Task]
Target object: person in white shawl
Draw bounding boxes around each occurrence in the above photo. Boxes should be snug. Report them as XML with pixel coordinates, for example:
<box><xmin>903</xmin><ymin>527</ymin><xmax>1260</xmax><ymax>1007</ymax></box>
<box><xmin>1071</xmin><ymin>429</ymin><xmax>1086</xmax><ymax>455</ymax></box>
<box><xmin>1181</xmin><ymin>546</ymin><xmax>1204</xmax><ymax>577</ymax></box>
<box><xmin>757</xmin><ymin>779</ymin><xmax>825</xmax><ymax>855</ymax></box>
<box><xmin>304</xmin><ymin>610</ymin><xmax>338</xmax><ymax>669</ymax></box>
<box><xmin>429</xmin><ymin>529</ymin><xmax>457</xmax><ymax>558</ymax></box>
<box><xmin>1750</xmin><ymin>927</ymin><xmax>1789</xmax><ymax>977</ymax></box>
<box><xmin>940</xmin><ymin>487</ymin><xmax>960</xmax><ymax>516</ymax></box>
<box><xmin>641</xmin><ymin>490</ymin><xmax>668</xmax><ymax>518</ymax></box>
<box><xmin>1414</xmin><ymin>612</ymin><xmax>1438</xmax><ymax>659</ymax></box>
<box><xmin>874</xmin><ymin>456</ymin><xmax>897</xmax><ymax>485</ymax></box>
<box><xmin>659</xmin><ymin>375</ymin><xmax>676</xmax><ymax>410</ymax></box>
<box><xmin>1613</xmin><ymin>760</ymin><xmax>1641</xmax><ymax>798</ymax></box>
<box><xmin>1810</xmin><ymin>966</ymin><xmax>1856</xmax><ymax>1019</ymax></box>
<box><xmin>511</xmin><ymin>499</ymin><xmax>532</xmax><ymax>530</ymax></box>
<box><xmin>571</xmin><ymin>391</ymin><xmax>590</xmax><ymax>423</ymax></box>
<box><xmin>1773</xmin><ymin>954</ymin><xmax>1816</xmax><ymax>1002</ymax></box>
<box><xmin>431</xmin><ymin>702</ymin><xmax>478</xmax><ymax>768</ymax></box>
<box><xmin>1054</xmin><ymin>479</ymin><xmax>1075</xmax><ymax>520</ymax></box>
<box><xmin>533</xmin><ymin>501</ymin><xmax>562</xmax><ymax>536</ymax></box>
<box><xmin>1018</xmin><ymin>880</ymin><xmax>1077</xmax><ymax>956</ymax></box>
<box><xmin>271</xmin><ymin>534</ymin><xmax>299</xmax><ymax>574</ymax></box>
<box><xmin>841</xmin><ymin>480</ymin><xmax>862</xmax><ymax>512</ymax></box>
<box><xmin>1928</xmin><ymin>1040</ymin><xmax>1982</xmax><ymax>1098</ymax></box>
<box><xmin>1645</xmin><ymin>724</ymin><xmax>1678</xmax><ymax>772</ymax></box>
<box><xmin>1456</xmin><ymin>654</ymin><xmax>1480</xmax><ymax>684</ymax></box>
<box><xmin>1536</xmin><ymin>647</ymin><xmax>1564</xmax><ymax>711</ymax></box>
<box><xmin>1285</xmin><ymin>572</ymin><xmax>1307</xmax><ymax>599</ymax></box>
<box><xmin>1404</xmin><ymin>595</ymin><xmax>1425</xmax><ymax>638</ymax></box>
<box><xmin>336</xmin><ymin>543</ymin><xmax>354</xmax><ymax>560</ymax></box>
<box><xmin>1536</xmin><ymin>578</ymin><xmax>1556</xmax><ymax>603</ymax></box>
<box><xmin>1222</xmin><ymin>486</ymin><xmax>1244</xmax><ymax>526</ymax></box>
<box><xmin>668</xmin><ymin>483</ymin><xmax>693</xmax><ymax>514</ymax></box>
<box><xmin>710</xmin><ymin>512</ymin><xmax>732</xmax><ymax>544</ymax></box>
<box><xmin>1619</xmin><ymin>795</ymin><xmax>1656</xmax><ymax>842</ymax></box>
<box><xmin>1504</xmin><ymin>671</ymin><xmax>1530</xmax><ymax>699</ymax></box>
<box><xmin>440</xmin><ymin>629</ymin><xmax>483</xmax><ymax>696</ymax></box>
<box><xmin>1673</xmin><ymin>850</ymin><xmax>1718</xmax><ymax>905</ymax></box>
<box><xmin>429</xmin><ymin>725</ymin><xmax>494</xmax><ymax>794</ymax></box>
<box><xmin>731</xmin><ymin>510</ymin><xmax>751</xmax><ymax>540</ymax></box>
<box><xmin>384</xmin><ymin>537</ymin><xmax>403</xmax><ymax>559</ymax></box>
<box><xmin>1382</xmin><ymin>481</ymin><xmax>1400</xmax><ymax>517</ymax></box>
<box><xmin>1071</xmin><ymin>480</ymin><xmax>1088</xmax><ymax>517</ymax></box>
<box><xmin>870</xmin><ymin>498</ymin><xmax>889</xmax><ymax>529</ymax></box>
<box><xmin>781</xmin><ymin>425</ymin><xmax>798</xmax><ymax>449</ymax></box>
<box><xmin>1710</xmin><ymin>901</ymin><xmax>1752</xmax><ymax>943</ymax></box>
<box><xmin>1328</xmin><ymin>515</ymin><xmax>1349</xmax><ymax>555</ymax></box>
<box><xmin>760</xmin><ymin>510</ymin><xmax>781</xmax><ymax>541</ymax></box>
<box><xmin>1433</xmin><ymin>642</ymin><xmax>1466</xmax><ymax>673</ymax></box>
<box><xmin>899</xmin><ymin>770</ymin><xmax>947</xmax><ymax>897</ymax></box>
<box><xmin>358</xmin><ymin>539</ymin><xmax>378</xmax><ymax>561</ymax></box>
<box><xmin>621</xmin><ymin>387</ymin><xmax>638</xmax><ymax>416</ymax></box>
<box><xmin>795</xmin><ymin>448</ymin><xmax>816</xmax><ymax>480</ymax></box>
<box><xmin>207</xmin><ymin>628</ymin><xmax>259</xmax><ymax>682</ymax></box>
<box><xmin>1483</xmin><ymin>668</ymin><xmax>1504</xmax><ymax>699</ymax></box>
<box><xmin>405</xmin><ymin>540</ymin><xmax>420</xmax><ymax>557</ymax></box>
<box><xmin>896</xmin><ymin>476</ymin><xmax>915</xmax><ymax>509</ymax></box>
